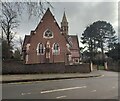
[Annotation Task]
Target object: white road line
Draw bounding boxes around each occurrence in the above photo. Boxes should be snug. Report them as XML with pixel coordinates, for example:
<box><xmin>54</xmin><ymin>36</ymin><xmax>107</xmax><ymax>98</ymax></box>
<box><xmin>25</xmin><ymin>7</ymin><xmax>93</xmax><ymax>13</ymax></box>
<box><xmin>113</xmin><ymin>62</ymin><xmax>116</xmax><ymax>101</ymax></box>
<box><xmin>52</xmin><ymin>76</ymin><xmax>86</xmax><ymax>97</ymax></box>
<box><xmin>41</xmin><ymin>86</ymin><xmax>87</xmax><ymax>94</ymax></box>
<box><xmin>91</xmin><ymin>90</ymin><xmax>96</xmax><ymax>92</ymax></box>
<box><xmin>112</xmin><ymin>86</ymin><xmax>115</xmax><ymax>89</ymax></box>
<box><xmin>27</xmin><ymin>92</ymin><xmax>31</xmax><ymax>94</ymax></box>
<box><xmin>101</xmin><ymin>75</ymin><xmax>104</xmax><ymax>77</ymax></box>
<box><xmin>21</xmin><ymin>93</ymin><xmax>26</xmax><ymax>95</ymax></box>
<box><xmin>56</xmin><ymin>95</ymin><xmax>66</xmax><ymax>99</ymax></box>
<box><xmin>21</xmin><ymin>92</ymin><xmax>31</xmax><ymax>95</ymax></box>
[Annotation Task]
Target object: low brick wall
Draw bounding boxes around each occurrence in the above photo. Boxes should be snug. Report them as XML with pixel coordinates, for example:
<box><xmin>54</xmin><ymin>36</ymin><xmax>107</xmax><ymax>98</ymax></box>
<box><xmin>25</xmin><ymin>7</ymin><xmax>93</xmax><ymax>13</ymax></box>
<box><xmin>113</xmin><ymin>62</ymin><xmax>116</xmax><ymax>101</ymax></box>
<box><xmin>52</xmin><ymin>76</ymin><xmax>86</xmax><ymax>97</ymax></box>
<box><xmin>107</xmin><ymin>62</ymin><xmax>120</xmax><ymax>72</ymax></box>
<box><xmin>2</xmin><ymin>60</ymin><xmax>91</xmax><ymax>74</ymax></box>
<box><xmin>25</xmin><ymin>63</ymin><xmax>65</xmax><ymax>74</ymax></box>
<box><xmin>3</xmin><ymin>60</ymin><xmax>24</xmax><ymax>74</ymax></box>
<box><xmin>65</xmin><ymin>64</ymin><xmax>91</xmax><ymax>73</ymax></box>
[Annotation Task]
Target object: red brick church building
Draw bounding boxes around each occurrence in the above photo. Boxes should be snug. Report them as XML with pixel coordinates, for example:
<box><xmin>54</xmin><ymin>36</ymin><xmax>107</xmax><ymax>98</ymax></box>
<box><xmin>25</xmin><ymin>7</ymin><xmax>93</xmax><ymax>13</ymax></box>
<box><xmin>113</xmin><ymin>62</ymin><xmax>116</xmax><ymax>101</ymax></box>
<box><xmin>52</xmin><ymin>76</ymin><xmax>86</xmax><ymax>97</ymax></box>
<box><xmin>22</xmin><ymin>8</ymin><xmax>80</xmax><ymax>65</ymax></box>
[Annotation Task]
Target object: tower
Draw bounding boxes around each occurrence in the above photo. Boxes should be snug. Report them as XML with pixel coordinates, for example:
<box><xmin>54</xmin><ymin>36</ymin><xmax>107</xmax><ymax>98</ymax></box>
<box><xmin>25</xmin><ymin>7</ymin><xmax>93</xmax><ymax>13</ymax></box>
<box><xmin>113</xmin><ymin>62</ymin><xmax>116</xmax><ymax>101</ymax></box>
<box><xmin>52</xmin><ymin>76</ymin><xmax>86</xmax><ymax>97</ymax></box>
<box><xmin>61</xmin><ymin>11</ymin><xmax>68</xmax><ymax>35</ymax></box>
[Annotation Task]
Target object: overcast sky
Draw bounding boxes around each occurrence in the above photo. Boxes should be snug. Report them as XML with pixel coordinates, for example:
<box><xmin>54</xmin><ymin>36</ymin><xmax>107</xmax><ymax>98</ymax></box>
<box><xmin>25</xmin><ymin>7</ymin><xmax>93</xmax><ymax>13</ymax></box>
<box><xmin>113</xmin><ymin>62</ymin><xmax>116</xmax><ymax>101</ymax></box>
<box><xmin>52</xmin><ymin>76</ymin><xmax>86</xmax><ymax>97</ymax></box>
<box><xmin>14</xmin><ymin>1</ymin><xmax>118</xmax><ymax>47</ymax></box>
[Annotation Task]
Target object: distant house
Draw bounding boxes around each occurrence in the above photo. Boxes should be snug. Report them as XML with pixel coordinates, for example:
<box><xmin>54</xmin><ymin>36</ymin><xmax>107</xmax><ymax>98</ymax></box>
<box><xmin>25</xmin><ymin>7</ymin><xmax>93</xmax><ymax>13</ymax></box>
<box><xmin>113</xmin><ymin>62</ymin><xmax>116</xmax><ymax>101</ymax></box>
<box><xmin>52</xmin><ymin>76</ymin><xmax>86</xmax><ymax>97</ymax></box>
<box><xmin>22</xmin><ymin>8</ymin><xmax>80</xmax><ymax>64</ymax></box>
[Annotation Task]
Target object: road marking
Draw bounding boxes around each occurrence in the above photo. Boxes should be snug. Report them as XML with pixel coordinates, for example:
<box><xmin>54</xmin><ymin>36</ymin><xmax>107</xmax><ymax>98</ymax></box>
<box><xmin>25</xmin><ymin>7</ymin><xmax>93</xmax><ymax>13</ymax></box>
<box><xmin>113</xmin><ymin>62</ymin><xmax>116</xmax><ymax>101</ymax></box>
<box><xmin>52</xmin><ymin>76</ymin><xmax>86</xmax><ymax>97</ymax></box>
<box><xmin>91</xmin><ymin>90</ymin><xmax>96</xmax><ymax>92</ymax></box>
<box><xmin>21</xmin><ymin>92</ymin><xmax>31</xmax><ymax>95</ymax></box>
<box><xmin>41</xmin><ymin>86</ymin><xmax>87</xmax><ymax>94</ymax></box>
<box><xmin>112</xmin><ymin>86</ymin><xmax>115</xmax><ymax>89</ymax></box>
<box><xmin>27</xmin><ymin>92</ymin><xmax>31</xmax><ymax>94</ymax></box>
<box><xmin>21</xmin><ymin>93</ymin><xmax>26</xmax><ymax>95</ymax></box>
<box><xmin>56</xmin><ymin>95</ymin><xmax>66</xmax><ymax>99</ymax></box>
<box><xmin>21</xmin><ymin>93</ymin><xmax>24</xmax><ymax>95</ymax></box>
<box><xmin>101</xmin><ymin>75</ymin><xmax>104</xmax><ymax>77</ymax></box>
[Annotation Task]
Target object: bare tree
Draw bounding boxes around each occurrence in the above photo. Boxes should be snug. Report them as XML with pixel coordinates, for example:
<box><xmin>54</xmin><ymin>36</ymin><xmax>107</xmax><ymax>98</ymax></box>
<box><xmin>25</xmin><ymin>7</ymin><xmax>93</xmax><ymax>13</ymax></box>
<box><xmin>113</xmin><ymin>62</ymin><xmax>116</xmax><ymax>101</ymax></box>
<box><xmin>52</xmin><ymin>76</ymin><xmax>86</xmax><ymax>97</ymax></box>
<box><xmin>1</xmin><ymin>1</ymin><xmax>52</xmax><ymax>59</ymax></box>
<box><xmin>1</xmin><ymin>2</ymin><xmax>19</xmax><ymax>46</ymax></box>
<box><xmin>1</xmin><ymin>2</ymin><xmax>53</xmax><ymax>42</ymax></box>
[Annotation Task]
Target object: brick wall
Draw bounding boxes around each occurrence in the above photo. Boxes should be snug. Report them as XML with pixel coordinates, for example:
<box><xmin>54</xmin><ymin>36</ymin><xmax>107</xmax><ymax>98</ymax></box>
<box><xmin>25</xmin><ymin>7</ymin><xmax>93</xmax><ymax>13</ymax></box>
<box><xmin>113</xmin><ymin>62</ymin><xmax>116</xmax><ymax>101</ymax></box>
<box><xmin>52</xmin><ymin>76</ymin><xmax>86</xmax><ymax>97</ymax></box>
<box><xmin>107</xmin><ymin>61</ymin><xmax>120</xmax><ymax>72</ymax></box>
<box><xmin>65</xmin><ymin>64</ymin><xmax>91</xmax><ymax>73</ymax></box>
<box><xmin>2</xmin><ymin>60</ymin><xmax>91</xmax><ymax>74</ymax></box>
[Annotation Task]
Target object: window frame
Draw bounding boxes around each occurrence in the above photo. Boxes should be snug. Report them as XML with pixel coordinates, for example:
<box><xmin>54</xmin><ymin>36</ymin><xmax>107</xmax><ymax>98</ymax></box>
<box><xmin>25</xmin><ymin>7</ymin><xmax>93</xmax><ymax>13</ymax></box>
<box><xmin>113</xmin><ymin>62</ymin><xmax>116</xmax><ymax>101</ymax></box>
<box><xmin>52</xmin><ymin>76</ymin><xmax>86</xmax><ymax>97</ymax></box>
<box><xmin>43</xmin><ymin>29</ymin><xmax>54</xmax><ymax>39</ymax></box>
<box><xmin>36</xmin><ymin>43</ymin><xmax>45</xmax><ymax>55</ymax></box>
<box><xmin>52</xmin><ymin>43</ymin><xmax>60</xmax><ymax>55</ymax></box>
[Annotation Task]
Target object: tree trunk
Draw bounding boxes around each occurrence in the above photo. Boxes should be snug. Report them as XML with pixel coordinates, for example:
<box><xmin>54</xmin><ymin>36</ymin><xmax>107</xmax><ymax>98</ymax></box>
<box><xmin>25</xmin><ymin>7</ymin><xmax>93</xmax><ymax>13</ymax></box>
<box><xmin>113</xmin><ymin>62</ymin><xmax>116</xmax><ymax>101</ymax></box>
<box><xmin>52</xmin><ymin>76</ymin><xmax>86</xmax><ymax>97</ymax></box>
<box><xmin>101</xmin><ymin>42</ymin><xmax>104</xmax><ymax>65</ymax></box>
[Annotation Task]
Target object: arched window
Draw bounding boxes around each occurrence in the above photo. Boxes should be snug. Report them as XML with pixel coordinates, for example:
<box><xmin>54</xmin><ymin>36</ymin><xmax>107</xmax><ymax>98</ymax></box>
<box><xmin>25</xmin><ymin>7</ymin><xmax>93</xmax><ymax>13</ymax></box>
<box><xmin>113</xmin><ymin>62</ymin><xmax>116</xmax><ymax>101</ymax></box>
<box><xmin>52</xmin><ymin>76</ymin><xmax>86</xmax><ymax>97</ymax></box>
<box><xmin>37</xmin><ymin>43</ymin><xmax>45</xmax><ymax>55</ymax></box>
<box><xmin>52</xmin><ymin>43</ymin><xmax>60</xmax><ymax>55</ymax></box>
<box><xmin>43</xmin><ymin>29</ymin><xmax>53</xmax><ymax>39</ymax></box>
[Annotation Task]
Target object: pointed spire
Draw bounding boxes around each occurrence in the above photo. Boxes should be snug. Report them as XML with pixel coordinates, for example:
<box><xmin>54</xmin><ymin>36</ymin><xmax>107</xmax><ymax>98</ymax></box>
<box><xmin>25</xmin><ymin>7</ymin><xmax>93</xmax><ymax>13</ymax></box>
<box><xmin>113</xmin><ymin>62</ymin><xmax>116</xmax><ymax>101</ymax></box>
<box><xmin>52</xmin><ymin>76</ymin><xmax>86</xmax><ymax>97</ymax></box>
<box><xmin>62</xmin><ymin>11</ymin><xmax>68</xmax><ymax>23</ymax></box>
<box><xmin>61</xmin><ymin>10</ymin><xmax>68</xmax><ymax>35</ymax></box>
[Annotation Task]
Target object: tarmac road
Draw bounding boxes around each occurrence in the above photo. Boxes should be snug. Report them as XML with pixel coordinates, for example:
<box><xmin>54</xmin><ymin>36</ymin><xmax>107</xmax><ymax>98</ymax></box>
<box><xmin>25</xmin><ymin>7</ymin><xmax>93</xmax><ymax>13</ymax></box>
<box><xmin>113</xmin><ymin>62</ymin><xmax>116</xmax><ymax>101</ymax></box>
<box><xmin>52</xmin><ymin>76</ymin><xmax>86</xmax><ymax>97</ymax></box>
<box><xmin>2</xmin><ymin>71</ymin><xmax>118</xmax><ymax>99</ymax></box>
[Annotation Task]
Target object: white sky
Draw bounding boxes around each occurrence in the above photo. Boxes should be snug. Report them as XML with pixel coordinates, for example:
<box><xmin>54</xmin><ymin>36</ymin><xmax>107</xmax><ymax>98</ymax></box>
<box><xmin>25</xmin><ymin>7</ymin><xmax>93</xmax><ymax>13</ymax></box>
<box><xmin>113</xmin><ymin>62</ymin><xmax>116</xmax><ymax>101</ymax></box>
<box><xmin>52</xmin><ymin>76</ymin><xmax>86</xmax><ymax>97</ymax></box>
<box><xmin>10</xmin><ymin>0</ymin><xmax>118</xmax><ymax>47</ymax></box>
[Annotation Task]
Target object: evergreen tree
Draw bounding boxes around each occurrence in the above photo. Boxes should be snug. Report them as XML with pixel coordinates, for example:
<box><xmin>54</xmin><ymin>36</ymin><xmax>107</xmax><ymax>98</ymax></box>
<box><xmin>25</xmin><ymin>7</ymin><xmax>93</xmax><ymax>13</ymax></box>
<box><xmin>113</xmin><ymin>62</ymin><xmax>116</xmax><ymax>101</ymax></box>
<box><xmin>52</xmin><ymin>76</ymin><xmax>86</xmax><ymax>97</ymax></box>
<box><xmin>108</xmin><ymin>43</ymin><xmax>120</xmax><ymax>61</ymax></box>
<box><xmin>81</xmin><ymin>20</ymin><xmax>116</xmax><ymax>63</ymax></box>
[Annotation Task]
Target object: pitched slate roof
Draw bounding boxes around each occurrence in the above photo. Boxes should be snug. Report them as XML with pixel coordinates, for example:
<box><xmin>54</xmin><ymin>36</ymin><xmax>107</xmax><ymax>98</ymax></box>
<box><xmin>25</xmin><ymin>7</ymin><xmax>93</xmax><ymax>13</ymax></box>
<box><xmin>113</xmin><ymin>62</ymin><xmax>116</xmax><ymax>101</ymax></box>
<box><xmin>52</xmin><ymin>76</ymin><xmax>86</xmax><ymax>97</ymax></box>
<box><xmin>68</xmin><ymin>35</ymin><xmax>79</xmax><ymax>50</ymax></box>
<box><xmin>68</xmin><ymin>35</ymin><xmax>80</xmax><ymax>58</ymax></box>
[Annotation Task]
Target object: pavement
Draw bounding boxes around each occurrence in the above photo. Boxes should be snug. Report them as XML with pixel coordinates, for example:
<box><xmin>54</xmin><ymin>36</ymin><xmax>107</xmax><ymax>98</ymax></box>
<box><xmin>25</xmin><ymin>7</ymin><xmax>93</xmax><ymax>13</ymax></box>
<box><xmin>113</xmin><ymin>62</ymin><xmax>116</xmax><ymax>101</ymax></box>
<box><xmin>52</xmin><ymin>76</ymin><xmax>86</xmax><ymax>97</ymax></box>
<box><xmin>1</xmin><ymin>70</ymin><xmax>102</xmax><ymax>83</ymax></box>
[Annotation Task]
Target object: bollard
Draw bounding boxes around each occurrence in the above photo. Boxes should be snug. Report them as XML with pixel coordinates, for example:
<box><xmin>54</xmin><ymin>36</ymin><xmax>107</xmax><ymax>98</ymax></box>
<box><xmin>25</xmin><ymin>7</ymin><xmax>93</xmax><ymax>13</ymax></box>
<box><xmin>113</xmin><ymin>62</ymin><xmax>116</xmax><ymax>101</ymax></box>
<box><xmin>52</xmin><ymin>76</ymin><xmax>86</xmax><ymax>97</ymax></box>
<box><xmin>104</xmin><ymin>62</ymin><xmax>108</xmax><ymax>70</ymax></box>
<box><xmin>90</xmin><ymin>62</ymin><xmax>93</xmax><ymax>71</ymax></box>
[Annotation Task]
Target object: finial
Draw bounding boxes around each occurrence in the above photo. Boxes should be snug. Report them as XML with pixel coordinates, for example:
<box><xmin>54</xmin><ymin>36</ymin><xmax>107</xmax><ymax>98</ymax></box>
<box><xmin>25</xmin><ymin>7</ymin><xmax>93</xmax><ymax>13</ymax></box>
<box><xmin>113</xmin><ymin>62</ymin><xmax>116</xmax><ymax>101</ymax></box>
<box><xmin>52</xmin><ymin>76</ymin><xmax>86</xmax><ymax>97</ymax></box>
<box><xmin>64</xmin><ymin>8</ymin><xmax>66</xmax><ymax>14</ymax></box>
<box><xmin>64</xmin><ymin>8</ymin><xmax>65</xmax><ymax>11</ymax></box>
